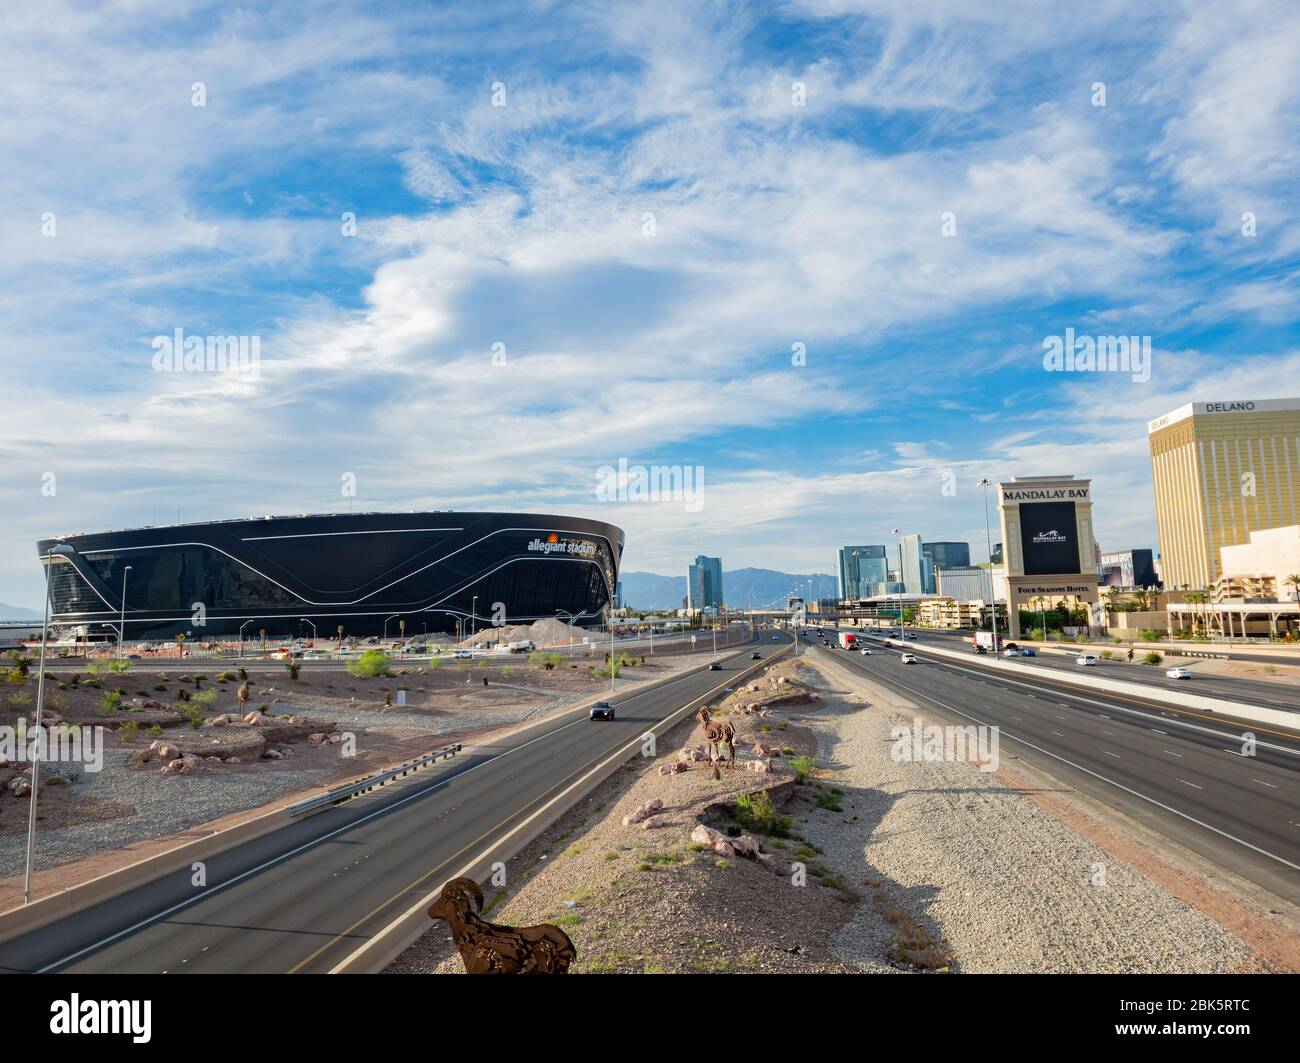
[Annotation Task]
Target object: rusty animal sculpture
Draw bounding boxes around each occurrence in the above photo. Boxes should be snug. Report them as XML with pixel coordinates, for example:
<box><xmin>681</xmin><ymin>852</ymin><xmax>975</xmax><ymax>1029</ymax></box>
<box><xmin>695</xmin><ymin>705</ymin><xmax>736</xmax><ymax>769</ymax></box>
<box><xmin>428</xmin><ymin>878</ymin><xmax>576</xmax><ymax>973</ymax></box>
<box><xmin>237</xmin><ymin>681</ymin><xmax>251</xmax><ymax>714</ymax></box>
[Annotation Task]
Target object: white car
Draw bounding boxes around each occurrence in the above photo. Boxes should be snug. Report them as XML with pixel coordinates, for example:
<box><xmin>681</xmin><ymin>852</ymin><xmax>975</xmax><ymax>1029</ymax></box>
<box><xmin>859</xmin><ymin>647</ymin><xmax>872</xmax><ymax>655</ymax></box>
<box><xmin>1002</xmin><ymin>648</ymin><xmax>1019</xmax><ymax>658</ymax></box>
<box><xmin>1076</xmin><ymin>654</ymin><xmax>1098</xmax><ymax>667</ymax></box>
<box><xmin>1166</xmin><ymin>667</ymin><xmax>1193</xmax><ymax>679</ymax></box>
<box><xmin>900</xmin><ymin>653</ymin><xmax>917</xmax><ymax>664</ymax></box>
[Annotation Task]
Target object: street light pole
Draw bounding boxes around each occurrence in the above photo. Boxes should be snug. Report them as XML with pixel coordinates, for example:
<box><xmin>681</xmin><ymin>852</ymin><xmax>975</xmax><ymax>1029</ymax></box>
<box><xmin>238</xmin><ymin>619</ymin><xmax>255</xmax><ymax>660</ymax></box>
<box><xmin>117</xmin><ymin>564</ymin><xmax>132</xmax><ymax>660</ymax></box>
<box><xmin>24</xmin><ymin>547</ymin><xmax>54</xmax><ymax>904</ymax></box>
<box><xmin>470</xmin><ymin>597</ymin><xmax>478</xmax><ymax>644</ymax></box>
<box><xmin>978</xmin><ymin>478</ymin><xmax>1000</xmax><ymax>661</ymax></box>
<box><xmin>892</xmin><ymin>529</ymin><xmax>902</xmax><ymax>637</ymax></box>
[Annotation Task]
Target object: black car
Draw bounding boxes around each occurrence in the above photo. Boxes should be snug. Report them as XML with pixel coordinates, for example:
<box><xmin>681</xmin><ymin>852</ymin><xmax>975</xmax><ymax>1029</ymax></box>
<box><xmin>751</xmin><ymin>652</ymin><xmax>762</xmax><ymax>659</ymax></box>
<box><xmin>589</xmin><ymin>701</ymin><xmax>615</xmax><ymax>720</ymax></box>
<box><xmin>709</xmin><ymin>662</ymin><xmax>722</xmax><ymax>670</ymax></box>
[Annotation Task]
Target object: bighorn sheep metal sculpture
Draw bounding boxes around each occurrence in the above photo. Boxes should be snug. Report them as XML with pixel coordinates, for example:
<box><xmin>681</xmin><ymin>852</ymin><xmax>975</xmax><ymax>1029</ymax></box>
<box><xmin>695</xmin><ymin>705</ymin><xmax>736</xmax><ymax>769</ymax></box>
<box><xmin>428</xmin><ymin>877</ymin><xmax>576</xmax><ymax>973</ymax></box>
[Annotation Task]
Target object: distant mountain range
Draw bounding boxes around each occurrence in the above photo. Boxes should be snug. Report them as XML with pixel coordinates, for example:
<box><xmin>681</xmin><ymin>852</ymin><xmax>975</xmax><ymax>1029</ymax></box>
<box><xmin>619</xmin><ymin>568</ymin><xmax>837</xmax><ymax>611</ymax></box>
<box><xmin>0</xmin><ymin>601</ymin><xmax>42</xmax><ymax>620</ymax></box>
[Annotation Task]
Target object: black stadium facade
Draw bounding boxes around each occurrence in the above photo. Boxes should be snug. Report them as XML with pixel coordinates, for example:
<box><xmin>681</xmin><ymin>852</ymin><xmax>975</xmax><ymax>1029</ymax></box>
<box><xmin>36</xmin><ymin>512</ymin><xmax>624</xmax><ymax>641</ymax></box>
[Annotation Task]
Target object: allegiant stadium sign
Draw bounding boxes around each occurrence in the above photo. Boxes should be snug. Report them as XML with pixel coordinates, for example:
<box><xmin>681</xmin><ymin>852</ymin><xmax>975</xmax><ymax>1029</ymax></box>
<box><xmin>527</xmin><ymin>537</ymin><xmax>597</xmax><ymax>558</ymax></box>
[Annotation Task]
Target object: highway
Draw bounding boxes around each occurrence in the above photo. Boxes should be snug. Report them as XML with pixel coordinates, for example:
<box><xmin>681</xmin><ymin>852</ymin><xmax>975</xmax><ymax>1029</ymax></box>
<box><xmin>801</xmin><ymin>631</ymin><xmax>1300</xmax><ymax>904</ymax></box>
<box><xmin>0</xmin><ymin>633</ymin><xmax>790</xmax><ymax>974</ymax></box>
<box><xmin>853</xmin><ymin>627</ymin><xmax>1300</xmax><ymax>716</ymax></box>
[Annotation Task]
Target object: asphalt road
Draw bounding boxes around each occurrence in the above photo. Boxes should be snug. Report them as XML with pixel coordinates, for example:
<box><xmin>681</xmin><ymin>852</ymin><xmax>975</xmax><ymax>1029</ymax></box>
<box><xmin>0</xmin><ymin>633</ymin><xmax>790</xmax><ymax>974</ymax></box>
<box><xmin>845</xmin><ymin>627</ymin><xmax>1300</xmax><ymax>716</ymax></box>
<box><xmin>803</xmin><ymin>632</ymin><xmax>1300</xmax><ymax>904</ymax></box>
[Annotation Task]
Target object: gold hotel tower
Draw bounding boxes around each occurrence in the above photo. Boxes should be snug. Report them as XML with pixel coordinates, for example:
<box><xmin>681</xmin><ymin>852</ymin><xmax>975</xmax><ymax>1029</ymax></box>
<box><xmin>1147</xmin><ymin>398</ymin><xmax>1300</xmax><ymax>591</ymax></box>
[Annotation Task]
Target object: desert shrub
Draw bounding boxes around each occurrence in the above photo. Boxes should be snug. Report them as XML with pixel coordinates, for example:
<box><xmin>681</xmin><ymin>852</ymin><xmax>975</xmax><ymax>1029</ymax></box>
<box><xmin>120</xmin><ymin>720</ymin><xmax>138</xmax><ymax>736</ymax></box>
<box><xmin>1144</xmin><ymin>651</ymin><xmax>1163</xmax><ymax>666</ymax></box>
<box><xmin>790</xmin><ymin>754</ymin><xmax>815</xmax><ymax>783</ymax></box>
<box><xmin>106</xmin><ymin>659</ymin><xmax>130</xmax><ymax>673</ymax></box>
<box><xmin>734</xmin><ymin>789</ymin><xmax>791</xmax><ymax>836</ymax></box>
<box><xmin>347</xmin><ymin>650</ymin><xmax>393</xmax><ymax>678</ymax></box>
<box><xmin>191</xmin><ymin>690</ymin><xmax>217</xmax><ymax>708</ymax></box>
<box><xmin>285</xmin><ymin>661</ymin><xmax>301</xmax><ymax>680</ymax></box>
<box><xmin>7</xmin><ymin>652</ymin><xmax>33</xmax><ymax>677</ymax></box>
<box><xmin>147</xmin><ymin>724</ymin><xmax>163</xmax><ymax>736</ymax></box>
<box><xmin>100</xmin><ymin>690</ymin><xmax>123</xmax><ymax>712</ymax></box>
<box><xmin>1137</xmin><ymin>629</ymin><xmax>1160</xmax><ymax>642</ymax></box>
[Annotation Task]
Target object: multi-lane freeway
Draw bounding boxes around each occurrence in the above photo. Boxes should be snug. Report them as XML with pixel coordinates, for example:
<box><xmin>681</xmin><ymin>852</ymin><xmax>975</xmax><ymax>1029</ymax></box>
<box><xmin>801</xmin><ymin>630</ymin><xmax>1300</xmax><ymax>904</ymax></box>
<box><xmin>0</xmin><ymin>633</ymin><xmax>790</xmax><ymax>974</ymax></box>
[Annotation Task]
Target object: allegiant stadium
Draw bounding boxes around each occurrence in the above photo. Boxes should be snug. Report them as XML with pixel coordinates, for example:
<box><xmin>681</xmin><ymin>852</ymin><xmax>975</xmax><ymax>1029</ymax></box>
<box><xmin>36</xmin><ymin>512</ymin><xmax>624</xmax><ymax>641</ymax></box>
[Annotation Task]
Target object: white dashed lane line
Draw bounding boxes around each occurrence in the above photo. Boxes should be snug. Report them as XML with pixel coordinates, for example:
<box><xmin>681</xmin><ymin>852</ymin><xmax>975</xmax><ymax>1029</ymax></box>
<box><xmin>1179</xmin><ymin>779</ymin><xmax>1204</xmax><ymax>790</ymax></box>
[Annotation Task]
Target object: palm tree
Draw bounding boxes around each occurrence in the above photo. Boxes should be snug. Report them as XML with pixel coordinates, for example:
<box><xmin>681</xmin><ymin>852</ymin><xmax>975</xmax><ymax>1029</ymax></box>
<box><xmin>1286</xmin><ymin>574</ymin><xmax>1300</xmax><ymax>604</ymax></box>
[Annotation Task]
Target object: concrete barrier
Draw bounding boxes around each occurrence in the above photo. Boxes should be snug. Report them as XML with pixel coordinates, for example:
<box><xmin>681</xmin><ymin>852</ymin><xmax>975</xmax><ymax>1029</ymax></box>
<box><xmin>910</xmin><ymin>642</ymin><xmax>1298</xmax><ymax>730</ymax></box>
<box><xmin>328</xmin><ymin>643</ymin><xmax>793</xmax><ymax>973</ymax></box>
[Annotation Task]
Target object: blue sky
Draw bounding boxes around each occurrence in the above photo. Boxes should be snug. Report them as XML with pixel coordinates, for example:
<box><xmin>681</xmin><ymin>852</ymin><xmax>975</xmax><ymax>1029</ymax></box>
<box><xmin>1</xmin><ymin>0</ymin><xmax>1298</xmax><ymax>609</ymax></box>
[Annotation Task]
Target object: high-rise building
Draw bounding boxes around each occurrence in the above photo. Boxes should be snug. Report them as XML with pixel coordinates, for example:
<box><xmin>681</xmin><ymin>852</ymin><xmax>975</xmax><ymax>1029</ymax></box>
<box><xmin>837</xmin><ymin>545</ymin><xmax>887</xmax><ymax>600</ymax></box>
<box><xmin>936</xmin><ymin>565</ymin><xmax>993</xmax><ymax>603</ymax></box>
<box><xmin>899</xmin><ymin>534</ymin><xmax>925</xmax><ymax>595</ymax></box>
<box><xmin>922</xmin><ymin>541</ymin><xmax>971</xmax><ymax>575</ymax></box>
<box><xmin>687</xmin><ymin>555</ymin><xmax>724</xmax><ymax>610</ymax></box>
<box><xmin>1148</xmin><ymin>399</ymin><xmax>1300</xmax><ymax>590</ymax></box>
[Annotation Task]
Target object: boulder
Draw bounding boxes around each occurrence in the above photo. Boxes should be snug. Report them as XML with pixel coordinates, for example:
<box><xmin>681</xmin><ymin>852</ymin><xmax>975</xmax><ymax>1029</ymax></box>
<box><xmin>622</xmin><ymin>797</ymin><xmax>664</xmax><ymax>826</ymax></box>
<box><xmin>749</xmin><ymin>758</ymin><xmax>772</xmax><ymax>774</ymax></box>
<box><xmin>691</xmin><ymin>824</ymin><xmax>726</xmax><ymax>847</ymax></box>
<box><xmin>9</xmin><ymin>778</ymin><xmax>32</xmax><ymax>798</ymax></box>
<box><xmin>731</xmin><ymin>834</ymin><xmax>761</xmax><ymax>859</ymax></box>
<box><xmin>641</xmin><ymin>815</ymin><xmax>667</xmax><ymax>830</ymax></box>
<box><xmin>677</xmin><ymin>747</ymin><xmax>705</xmax><ymax>763</ymax></box>
<box><xmin>713</xmin><ymin>839</ymin><xmax>735</xmax><ymax>857</ymax></box>
<box><xmin>264</xmin><ymin>749</ymin><xmax>284</xmax><ymax>760</ymax></box>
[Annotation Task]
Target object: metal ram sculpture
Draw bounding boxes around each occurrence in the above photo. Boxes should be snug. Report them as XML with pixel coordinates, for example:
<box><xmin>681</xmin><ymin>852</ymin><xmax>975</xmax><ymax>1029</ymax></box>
<box><xmin>428</xmin><ymin>877</ymin><xmax>576</xmax><ymax>973</ymax></box>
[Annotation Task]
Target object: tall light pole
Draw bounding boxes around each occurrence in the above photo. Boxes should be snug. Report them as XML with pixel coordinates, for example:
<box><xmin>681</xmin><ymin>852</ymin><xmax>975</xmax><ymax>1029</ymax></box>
<box><xmin>470</xmin><ymin>596</ymin><xmax>478</xmax><ymax>645</ymax></box>
<box><xmin>384</xmin><ymin>614</ymin><xmax>399</xmax><ymax>642</ymax></box>
<box><xmin>24</xmin><ymin>547</ymin><xmax>54</xmax><ymax>904</ymax></box>
<box><xmin>892</xmin><ymin>529</ymin><xmax>902</xmax><ymax>637</ymax></box>
<box><xmin>116</xmin><ymin>564</ymin><xmax>132</xmax><ymax>660</ymax></box>
<box><xmin>300</xmin><ymin>618</ymin><xmax>317</xmax><ymax>643</ymax></box>
<box><xmin>978</xmin><ymin>478</ymin><xmax>1000</xmax><ymax>660</ymax></box>
<box><xmin>238</xmin><ymin>619</ymin><xmax>255</xmax><ymax>660</ymax></box>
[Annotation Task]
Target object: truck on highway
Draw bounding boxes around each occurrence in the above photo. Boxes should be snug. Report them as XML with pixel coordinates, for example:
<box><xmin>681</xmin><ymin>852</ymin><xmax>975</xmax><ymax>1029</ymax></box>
<box><xmin>837</xmin><ymin>631</ymin><xmax>858</xmax><ymax>650</ymax></box>
<box><xmin>972</xmin><ymin>630</ymin><xmax>1005</xmax><ymax>651</ymax></box>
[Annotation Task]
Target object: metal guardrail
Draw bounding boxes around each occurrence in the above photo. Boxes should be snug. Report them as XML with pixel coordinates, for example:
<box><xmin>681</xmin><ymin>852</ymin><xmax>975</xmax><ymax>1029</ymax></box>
<box><xmin>287</xmin><ymin>743</ymin><xmax>463</xmax><ymax>817</ymax></box>
<box><xmin>1169</xmin><ymin>649</ymin><xmax>1232</xmax><ymax>660</ymax></box>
